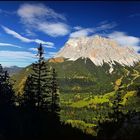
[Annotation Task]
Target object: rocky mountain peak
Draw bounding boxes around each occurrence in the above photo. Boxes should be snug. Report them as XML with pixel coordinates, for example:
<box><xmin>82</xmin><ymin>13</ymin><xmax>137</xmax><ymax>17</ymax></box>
<box><xmin>55</xmin><ymin>36</ymin><xmax>140</xmax><ymax>73</ymax></box>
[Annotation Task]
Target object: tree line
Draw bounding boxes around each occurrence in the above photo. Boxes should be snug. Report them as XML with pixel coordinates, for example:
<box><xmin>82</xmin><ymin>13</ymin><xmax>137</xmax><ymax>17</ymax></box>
<box><xmin>0</xmin><ymin>44</ymin><xmax>61</xmax><ymax>139</ymax></box>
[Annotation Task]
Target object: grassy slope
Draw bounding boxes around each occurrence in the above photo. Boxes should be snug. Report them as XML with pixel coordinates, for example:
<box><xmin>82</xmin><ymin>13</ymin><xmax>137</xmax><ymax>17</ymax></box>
<box><xmin>12</xmin><ymin>65</ymin><xmax>32</xmax><ymax>95</ymax></box>
<box><xmin>60</xmin><ymin>90</ymin><xmax>140</xmax><ymax>136</ymax></box>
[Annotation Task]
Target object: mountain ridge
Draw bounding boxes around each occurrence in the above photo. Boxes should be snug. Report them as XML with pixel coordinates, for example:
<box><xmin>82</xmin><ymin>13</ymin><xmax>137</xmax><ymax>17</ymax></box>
<box><xmin>55</xmin><ymin>35</ymin><xmax>140</xmax><ymax>73</ymax></box>
<box><xmin>4</xmin><ymin>66</ymin><xmax>23</xmax><ymax>75</ymax></box>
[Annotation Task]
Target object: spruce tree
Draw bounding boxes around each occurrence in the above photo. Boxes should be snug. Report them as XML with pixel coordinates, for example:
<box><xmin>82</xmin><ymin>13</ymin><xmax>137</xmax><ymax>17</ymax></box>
<box><xmin>33</xmin><ymin>44</ymin><xmax>52</xmax><ymax>110</ymax></box>
<box><xmin>21</xmin><ymin>44</ymin><xmax>61</xmax><ymax>138</ymax></box>
<box><xmin>0</xmin><ymin>64</ymin><xmax>15</xmax><ymax>107</ymax></box>
<box><xmin>21</xmin><ymin>44</ymin><xmax>53</xmax><ymax>138</ymax></box>
<box><xmin>50</xmin><ymin>68</ymin><xmax>60</xmax><ymax>121</ymax></box>
<box><xmin>22</xmin><ymin>44</ymin><xmax>52</xmax><ymax>110</ymax></box>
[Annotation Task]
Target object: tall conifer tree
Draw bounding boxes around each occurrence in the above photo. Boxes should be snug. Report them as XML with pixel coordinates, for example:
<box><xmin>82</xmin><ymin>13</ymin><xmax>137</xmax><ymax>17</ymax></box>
<box><xmin>22</xmin><ymin>44</ymin><xmax>52</xmax><ymax>110</ymax></box>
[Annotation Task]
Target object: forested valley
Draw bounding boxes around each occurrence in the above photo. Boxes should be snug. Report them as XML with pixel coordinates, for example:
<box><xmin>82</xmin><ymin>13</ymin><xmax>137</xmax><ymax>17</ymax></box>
<box><xmin>0</xmin><ymin>44</ymin><xmax>140</xmax><ymax>140</ymax></box>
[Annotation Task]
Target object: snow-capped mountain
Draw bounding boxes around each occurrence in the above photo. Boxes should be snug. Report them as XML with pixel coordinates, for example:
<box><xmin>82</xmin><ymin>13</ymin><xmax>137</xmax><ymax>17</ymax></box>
<box><xmin>55</xmin><ymin>35</ymin><xmax>140</xmax><ymax>70</ymax></box>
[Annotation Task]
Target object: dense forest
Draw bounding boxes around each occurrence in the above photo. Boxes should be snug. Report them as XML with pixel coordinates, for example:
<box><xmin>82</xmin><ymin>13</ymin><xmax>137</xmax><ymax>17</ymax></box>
<box><xmin>0</xmin><ymin>44</ymin><xmax>140</xmax><ymax>140</ymax></box>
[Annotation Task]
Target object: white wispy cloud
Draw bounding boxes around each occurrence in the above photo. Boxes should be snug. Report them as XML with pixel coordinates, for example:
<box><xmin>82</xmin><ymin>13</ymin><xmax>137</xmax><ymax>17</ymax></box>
<box><xmin>107</xmin><ymin>31</ymin><xmax>140</xmax><ymax>52</ymax></box>
<box><xmin>28</xmin><ymin>47</ymin><xmax>38</xmax><ymax>51</ymax></box>
<box><xmin>25</xmin><ymin>29</ymin><xmax>37</xmax><ymax>37</ymax></box>
<box><xmin>0</xmin><ymin>50</ymin><xmax>35</xmax><ymax>59</ymax></box>
<box><xmin>70</xmin><ymin>22</ymin><xmax>117</xmax><ymax>38</ymax></box>
<box><xmin>0</xmin><ymin>50</ymin><xmax>36</xmax><ymax>67</ymax></box>
<box><xmin>2</xmin><ymin>26</ymin><xmax>54</xmax><ymax>48</ymax></box>
<box><xmin>17</xmin><ymin>3</ymin><xmax>66</xmax><ymax>22</ymax></box>
<box><xmin>0</xmin><ymin>43</ymin><xmax>22</xmax><ymax>48</ymax></box>
<box><xmin>28</xmin><ymin>47</ymin><xmax>56</xmax><ymax>59</ymax></box>
<box><xmin>0</xmin><ymin>49</ymin><xmax>56</xmax><ymax>67</ymax></box>
<box><xmin>33</xmin><ymin>39</ymin><xmax>54</xmax><ymax>48</ymax></box>
<box><xmin>2</xmin><ymin>25</ymin><xmax>32</xmax><ymax>42</ymax></box>
<box><xmin>17</xmin><ymin>3</ymin><xmax>70</xmax><ymax>37</ymax></box>
<box><xmin>38</xmin><ymin>22</ymin><xmax>69</xmax><ymax>37</ymax></box>
<box><xmin>70</xmin><ymin>28</ymin><xmax>93</xmax><ymax>38</ymax></box>
<box><xmin>73</xmin><ymin>26</ymin><xmax>83</xmax><ymax>30</ymax></box>
<box><xmin>95</xmin><ymin>22</ymin><xmax>117</xmax><ymax>32</ymax></box>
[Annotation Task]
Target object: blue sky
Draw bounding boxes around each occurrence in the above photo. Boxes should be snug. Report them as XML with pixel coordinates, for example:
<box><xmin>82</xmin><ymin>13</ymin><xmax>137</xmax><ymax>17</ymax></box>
<box><xmin>0</xmin><ymin>1</ymin><xmax>140</xmax><ymax>67</ymax></box>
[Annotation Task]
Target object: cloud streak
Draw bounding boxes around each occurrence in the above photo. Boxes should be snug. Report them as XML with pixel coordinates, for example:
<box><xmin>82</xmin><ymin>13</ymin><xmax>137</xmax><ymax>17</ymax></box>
<box><xmin>0</xmin><ymin>49</ymin><xmax>57</xmax><ymax>67</ymax></box>
<box><xmin>73</xmin><ymin>26</ymin><xmax>83</xmax><ymax>30</ymax></box>
<box><xmin>0</xmin><ymin>43</ymin><xmax>22</xmax><ymax>48</ymax></box>
<box><xmin>28</xmin><ymin>48</ymin><xmax>38</xmax><ymax>51</ymax></box>
<box><xmin>38</xmin><ymin>22</ymin><xmax>69</xmax><ymax>37</ymax></box>
<box><xmin>70</xmin><ymin>28</ymin><xmax>93</xmax><ymax>38</ymax></box>
<box><xmin>17</xmin><ymin>3</ymin><xmax>70</xmax><ymax>37</ymax></box>
<box><xmin>2</xmin><ymin>26</ymin><xmax>54</xmax><ymax>48</ymax></box>
<box><xmin>70</xmin><ymin>22</ymin><xmax>117</xmax><ymax>38</ymax></box>
<box><xmin>95</xmin><ymin>22</ymin><xmax>117</xmax><ymax>32</ymax></box>
<box><xmin>2</xmin><ymin>25</ymin><xmax>32</xmax><ymax>42</ymax></box>
<box><xmin>17</xmin><ymin>3</ymin><xmax>66</xmax><ymax>22</ymax></box>
<box><xmin>0</xmin><ymin>50</ymin><xmax>36</xmax><ymax>67</ymax></box>
<box><xmin>107</xmin><ymin>31</ymin><xmax>140</xmax><ymax>52</ymax></box>
<box><xmin>0</xmin><ymin>50</ymin><xmax>35</xmax><ymax>59</ymax></box>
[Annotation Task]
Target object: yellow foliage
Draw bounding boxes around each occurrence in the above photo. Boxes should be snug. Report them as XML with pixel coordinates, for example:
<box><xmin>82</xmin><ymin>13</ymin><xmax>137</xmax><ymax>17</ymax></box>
<box><xmin>70</xmin><ymin>92</ymin><xmax>115</xmax><ymax>108</ymax></box>
<box><xmin>16</xmin><ymin>76</ymin><xmax>27</xmax><ymax>95</ymax></box>
<box><xmin>115</xmin><ymin>77</ymin><xmax>122</xmax><ymax>86</ymax></box>
<box><xmin>114</xmin><ymin>77</ymin><xmax>123</xmax><ymax>91</ymax></box>
<box><xmin>121</xmin><ymin>91</ymin><xmax>136</xmax><ymax>105</ymax></box>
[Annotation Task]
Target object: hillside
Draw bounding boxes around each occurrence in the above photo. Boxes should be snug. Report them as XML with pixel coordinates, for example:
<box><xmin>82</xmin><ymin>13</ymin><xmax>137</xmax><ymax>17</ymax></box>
<box><xmin>11</xmin><ymin>35</ymin><xmax>140</xmax><ymax>137</ymax></box>
<box><xmin>12</xmin><ymin>35</ymin><xmax>140</xmax><ymax>94</ymax></box>
<box><xmin>11</xmin><ymin>58</ymin><xmax>140</xmax><ymax>137</ymax></box>
<box><xmin>12</xmin><ymin>58</ymin><xmax>140</xmax><ymax>95</ymax></box>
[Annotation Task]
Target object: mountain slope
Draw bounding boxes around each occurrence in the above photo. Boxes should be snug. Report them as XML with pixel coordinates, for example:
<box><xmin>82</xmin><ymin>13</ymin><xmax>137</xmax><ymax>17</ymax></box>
<box><xmin>55</xmin><ymin>36</ymin><xmax>140</xmax><ymax>71</ymax></box>
<box><xmin>12</xmin><ymin>58</ymin><xmax>140</xmax><ymax>95</ymax></box>
<box><xmin>12</xmin><ymin>35</ymin><xmax>140</xmax><ymax>94</ymax></box>
<box><xmin>11</xmin><ymin>36</ymin><xmax>140</xmax><ymax>138</ymax></box>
